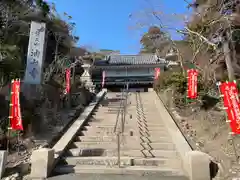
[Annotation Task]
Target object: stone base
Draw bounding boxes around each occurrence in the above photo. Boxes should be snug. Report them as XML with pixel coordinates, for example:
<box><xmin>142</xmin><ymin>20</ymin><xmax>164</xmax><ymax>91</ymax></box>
<box><xmin>183</xmin><ymin>151</ymin><xmax>211</xmax><ymax>180</ymax></box>
<box><xmin>0</xmin><ymin>151</ymin><xmax>7</xmax><ymax>178</ymax></box>
<box><xmin>30</xmin><ymin>148</ymin><xmax>54</xmax><ymax>179</ymax></box>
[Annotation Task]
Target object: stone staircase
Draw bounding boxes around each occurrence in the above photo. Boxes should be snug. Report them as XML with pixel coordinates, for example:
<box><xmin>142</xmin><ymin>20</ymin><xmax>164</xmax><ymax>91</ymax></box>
<box><xmin>52</xmin><ymin>92</ymin><xmax>188</xmax><ymax>179</ymax></box>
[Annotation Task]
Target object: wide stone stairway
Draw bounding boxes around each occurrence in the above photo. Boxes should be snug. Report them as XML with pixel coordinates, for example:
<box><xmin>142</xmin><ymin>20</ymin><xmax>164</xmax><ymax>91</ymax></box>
<box><xmin>52</xmin><ymin>91</ymin><xmax>189</xmax><ymax>179</ymax></box>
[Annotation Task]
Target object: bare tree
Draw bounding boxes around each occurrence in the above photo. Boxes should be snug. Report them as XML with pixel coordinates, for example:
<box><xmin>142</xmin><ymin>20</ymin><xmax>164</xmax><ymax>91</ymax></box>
<box><xmin>130</xmin><ymin>0</ymin><xmax>240</xmax><ymax>82</ymax></box>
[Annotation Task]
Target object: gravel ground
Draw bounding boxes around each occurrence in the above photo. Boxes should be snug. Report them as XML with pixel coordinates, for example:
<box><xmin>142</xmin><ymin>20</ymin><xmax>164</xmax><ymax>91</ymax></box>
<box><xmin>3</xmin><ymin>108</ymin><xmax>77</xmax><ymax>179</ymax></box>
<box><xmin>159</xmin><ymin>89</ymin><xmax>240</xmax><ymax>180</ymax></box>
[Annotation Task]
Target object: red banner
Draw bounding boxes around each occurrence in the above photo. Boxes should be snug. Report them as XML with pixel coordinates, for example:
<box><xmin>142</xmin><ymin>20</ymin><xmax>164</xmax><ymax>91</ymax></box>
<box><xmin>187</xmin><ymin>69</ymin><xmax>198</xmax><ymax>99</ymax></box>
<box><xmin>65</xmin><ymin>68</ymin><xmax>71</xmax><ymax>94</ymax></box>
<box><xmin>9</xmin><ymin>79</ymin><xmax>23</xmax><ymax>131</ymax></box>
<box><xmin>154</xmin><ymin>68</ymin><xmax>160</xmax><ymax>80</ymax></box>
<box><xmin>230</xmin><ymin>81</ymin><xmax>239</xmax><ymax>103</ymax></box>
<box><xmin>102</xmin><ymin>71</ymin><xmax>105</xmax><ymax>88</ymax></box>
<box><xmin>220</xmin><ymin>82</ymin><xmax>240</xmax><ymax>134</ymax></box>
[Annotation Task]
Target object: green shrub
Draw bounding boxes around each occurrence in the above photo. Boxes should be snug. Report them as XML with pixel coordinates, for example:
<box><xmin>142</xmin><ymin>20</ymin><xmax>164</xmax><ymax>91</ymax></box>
<box><xmin>155</xmin><ymin>70</ymin><xmax>210</xmax><ymax>107</ymax></box>
<box><xmin>156</xmin><ymin>70</ymin><xmax>207</xmax><ymax>93</ymax></box>
<box><xmin>155</xmin><ymin>71</ymin><xmax>186</xmax><ymax>92</ymax></box>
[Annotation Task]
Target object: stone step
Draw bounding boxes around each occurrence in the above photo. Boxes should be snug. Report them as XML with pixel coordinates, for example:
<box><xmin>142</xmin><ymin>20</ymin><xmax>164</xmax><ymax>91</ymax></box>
<box><xmin>54</xmin><ymin>165</ymin><xmax>186</xmax><ymax>176</ymax></box>
<box><xmin>61</xmin><ymin>157</ymin><xmax>182</xmax><ymax>168</ymax></box>
<box><xmin>84</xmin><ymin>125</ymin><xmax>134</xmax><ymax>129</ymax></box>
<box><xmin>51</xmin><ymin>173</ymin><xmax>189</xmax><ymax>180</ymax></box>
<box><xmin>95</xmin><ymin>109</ymin><xmax>118</xmax><ymax>113</ymax></box>
<box><xmin>71</xmin><ymin>141</ymin><xmax>141</xmax><ymax>149</ymax></box>
<box><xmin>147</xmin><ymin>118</ymin><xmax>165</xmax><ymax>125</ymax></box>
<box><xmin>80</xmin><ymin>130</ymin><xmax>170</xmax><ymax>137</ymax></box>
<box><xmin>140</xmin><ymin>142</ymin><xmax>176</xmax><ymax>150</ymax></box>
<box><xmin>132</xmin><ymin>117</ymin><xmax>164</xmax><ymax>123</ymax></box>
<box><xmin>139</xmin><ymin>131</ymin><xmax>170</xmax><ymax>137</ymax></box>
<box><xmin>76</xmin><ymin>136</ymin><xmax>172</xmax><ymax>143</ymax></box>
<box><xmin>83</xmin><ymin>126</ymin><xmax>136</xmax><ymax>132</ymax></box>
<box><xmin>90</xmin><ymin>117</ymin><xmax>117</xmax><ymax>121</ymax></box>
<box><xmin>87</xmin><ymin>123</ymin><xmax>117</xmax><ymax>127</ymax></box>
<box><xmin>68</xmin><ymin>142</ymin><xmax>176</xmax><ymax>156</ymax></box>
<box><xmin>89</xmin><ymin>122</ymin><xmax>133</xmax><ymax>126</ymax></box>
<box><xmin>82</xmin><ymin>125</ymin><xmax>168</xmax><ymax>133</ymax></box>
<box><xmin>139</xmin><ymin>125</ymin><xmax>167</xmax><ymax>130</ymax></box>
<box><xmin>133</xmin><ymin>158</ymin><xmax>181</xmax><ymax>168</ymax></box>
<box><xmin>95</xmin><ymin>112</ymin><xmax>119</xmax><ymax>115</ymax></box>
<box><xmin>76</xmin><ymin>136</ymin><xmax>137</xmax><ymax>142</ymax></box>
<box><xmin>136</xmin><ymin>121</ymin><xmax>164</xmax><ymax>125</ymax></box>
<box><xmin>74</xmin><ymin>137</ymin><xmax>172</xmax><ymax>146</ymax></box>
<box><xmin>89</xmin><ymin>115</ymin><xmax>117</xmax><ymax>120</ymax></box>
<box><xmin>61</xmin><ymin>156</ymin><xmax>132</xmax><ymax>166</ymax></box>
<box><xmin>79</xmin><ymin>130</ymin><xmax>135</xmax><ymax>136</ymax></box>
<box><xmin>97</xmin><ymin>110</ymin><xmax>128</xmax><ymax>114</ymax></box>
<box><xmin>94</xmin><ymin>114</ymin><xmax>119</xmax><ymax>118</ymax></box>
<box><xmin>66</xmin><ymin>148</ymin><xmax>179</xmax><ymax>158</ymax></box>
<box><xmin>144</xmin><ymin>122</ymin><xmax>165</xmax><ymax>126</ymax></box>
<box><xmin>88</xmin><ymin>121</ymin><xmax>137</xmax><ymax>126</ymax></box>
<box><xmin>138</xmin><ymin>125</ymin><xmax>166</xmax><ymax>131</ymax></box>
<box><xmin>139</xmin><ymin>136</ymin><xmax>172</xmax><ymax>143</ymax></box>
<box><xmin>145</xmin><ymin>120</ymin><xmax>166</xmax><ymax>124</ymax></box>
<box><xmin>141</xmin><ymin>128</ymin><xmax>168</xmax><ymax>132</ymax></box>
<box><xmin>81</xmin><ymin>126</ymin><xmax>115</xmax><ymax>132</ymax></box>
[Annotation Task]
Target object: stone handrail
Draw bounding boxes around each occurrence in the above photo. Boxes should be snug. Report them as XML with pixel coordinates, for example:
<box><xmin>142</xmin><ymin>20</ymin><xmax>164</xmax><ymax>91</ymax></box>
<box><xmin>154</xmin><ymin>90</ymin><xmax>216</xmax><ymax>180</ymax></box>
<box><xmin>30</xmin><ymin>89</ymin><xmax>107</xmax><ymax>179</ymax></box>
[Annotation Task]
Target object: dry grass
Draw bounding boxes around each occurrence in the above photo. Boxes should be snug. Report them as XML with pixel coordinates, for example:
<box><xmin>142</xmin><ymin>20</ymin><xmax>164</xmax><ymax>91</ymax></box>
<box><xmin>160</xmin><ymin>89</ymin><xmax>240</xmax><ymax>179</ymax></box>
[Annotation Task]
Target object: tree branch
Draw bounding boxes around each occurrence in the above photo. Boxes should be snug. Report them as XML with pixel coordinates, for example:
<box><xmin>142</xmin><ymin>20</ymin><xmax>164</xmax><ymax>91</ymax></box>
<box><xmin>184</xmin><ymin>27</ymin><xmax>217</xmax><ymax>48</ymax></box>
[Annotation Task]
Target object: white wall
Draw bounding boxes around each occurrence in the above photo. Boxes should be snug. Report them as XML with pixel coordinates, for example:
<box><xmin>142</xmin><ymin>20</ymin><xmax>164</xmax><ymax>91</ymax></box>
<box><xmin>105</xmin><ymin>67</ymin><xmax>156</xmax><ymax>77</ymax></box>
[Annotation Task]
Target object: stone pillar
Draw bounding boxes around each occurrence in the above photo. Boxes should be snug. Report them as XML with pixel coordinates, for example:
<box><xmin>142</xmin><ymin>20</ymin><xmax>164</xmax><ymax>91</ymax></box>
<box><xmin>80</xmin><ymin>61</ymin><xmax>95</xmax><ymax>93</ymax></box>
<box><xmin>30</xmin><ymin>148</ymin><xmax>55</xmax><ymax>179</ymax></box>
<box><xmin>0</xmin><ymin>151</ymin><xmax>7</xmax><ymax>179</ymax></box>
<box><xmin>183</xmin><ymin>151</ymin><xmax>211</xmax><ymax>180</ymax></box>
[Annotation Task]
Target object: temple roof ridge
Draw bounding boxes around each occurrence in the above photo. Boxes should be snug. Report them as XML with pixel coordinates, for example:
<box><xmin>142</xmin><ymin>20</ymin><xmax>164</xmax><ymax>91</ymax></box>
<box><xmin>109</xmin><ymin>54</ymin><xmax>155</xmax><ymax>57</ymax></box>
<box><xmin>107</xmin><ymin>53</ymin><xmax>164</xmax><ymax>65</ymax></box>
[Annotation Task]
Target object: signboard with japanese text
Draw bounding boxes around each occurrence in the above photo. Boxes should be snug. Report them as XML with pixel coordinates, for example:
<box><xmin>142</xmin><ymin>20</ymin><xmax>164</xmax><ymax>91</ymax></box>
<box><xmin>187</xmin><ymin>69</ymin><xmax>198</xmax><ymax>99</ymax></box>
<box><xmin>219</xmin><ymin>81</ymin><xmax>240</xmax><ymax>134</ymax></box>
<box><xmin>24</xmin><ymin>21</ymin><xmax>46</xmax><ymax>84</ymax></box>
<box><xmin>154</xmin><ymin>68</ymin><xmax>160</xmax><ymax>80</ymax></box>
<box><xmin>65</xmin><ymin>68</ymin><xmax>71</xmax><ymax>94</ymax></box>
<box><xmin>9</xmin><ymin>79</ymin><xmax>23</xmax><ymax>131</ymax></box>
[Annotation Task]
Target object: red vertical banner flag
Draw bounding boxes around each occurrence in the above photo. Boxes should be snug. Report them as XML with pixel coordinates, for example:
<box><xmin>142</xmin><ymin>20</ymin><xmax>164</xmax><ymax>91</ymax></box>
<box><xmin>9</xmin><ymin>79</ymin><xmax>23</xmax><ymax>131</ymax></box>
<box><xmin>65</xmin><ymin>68</ymin><xmax>71</xmax><ymax>94</ymax></box>
<box><xmin>230</xmin><ymin>81</ymin><xmax>239</xmax><ymax>103</ymax></box>
<box><xmin>219</xmin><ymin>81</ymin><xmax>240</xmax><ymax>134</ymax></box>
<box><xmin>102</xmin><ymin>71</ymin><xmax>105</xmax><ymax>88</ymax></box>
<box><xmin>187</xmin><ymin>69</ymin><xmax>198</xmax><ymax>99</ymax></box>
<box><xmin>154</xmin><ymin>68</ymin><xmax>160</xmax><ymax>80</ymax></box>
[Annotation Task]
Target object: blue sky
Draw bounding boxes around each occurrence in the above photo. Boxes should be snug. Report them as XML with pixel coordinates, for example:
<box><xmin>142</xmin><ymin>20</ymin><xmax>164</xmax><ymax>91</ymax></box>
<box><xmin>47</xmin><ymin>0</ymin><xmax>191</xmax><ymax>54</ymax></box>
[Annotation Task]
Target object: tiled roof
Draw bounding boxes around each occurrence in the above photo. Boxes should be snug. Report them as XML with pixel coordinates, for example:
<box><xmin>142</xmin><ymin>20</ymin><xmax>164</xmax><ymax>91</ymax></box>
<box><xmin>108</xmin><ymin>54</ymin><xmax>165</xmax><ymax>65</ymax></box>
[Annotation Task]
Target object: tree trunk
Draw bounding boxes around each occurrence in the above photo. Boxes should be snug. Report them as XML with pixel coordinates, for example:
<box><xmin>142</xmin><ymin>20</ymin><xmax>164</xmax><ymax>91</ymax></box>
<box><xmin>223</xmin><ymin>41</ymin><xmax>235</xmax><ymax>81</ymax></box>
<box><xmin>54</xmin><ymin>42</ymin><xmax>59</xmax><ymax>62</ymax></box>
<box><xmin>176</xmin><ymin>49</ymin><xmax>185</xmax><ymax>76</ymax></box>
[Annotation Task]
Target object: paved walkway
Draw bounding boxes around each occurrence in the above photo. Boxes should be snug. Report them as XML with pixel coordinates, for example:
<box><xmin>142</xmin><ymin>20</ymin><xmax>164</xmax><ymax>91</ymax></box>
<box><xmin>48</xmin><ymin>173</ymin><xmax>188</xmax><ymax>180</ymax></box>
<box><xmin>52</xmin><ymin>91</ymin><xmax>189</xmax><ymax>179</ymax></box>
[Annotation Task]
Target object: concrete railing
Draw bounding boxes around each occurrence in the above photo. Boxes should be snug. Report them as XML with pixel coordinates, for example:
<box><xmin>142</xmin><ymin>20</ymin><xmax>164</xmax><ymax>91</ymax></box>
<box><xmin>153</xmin><ymin>90</ymin><xmax>214</xmax><ymax>180</ymax></box>
<box><xmin>30</xmin><ymin>89</ymin><xmax>107</xmax><ymax>179</ymax></box>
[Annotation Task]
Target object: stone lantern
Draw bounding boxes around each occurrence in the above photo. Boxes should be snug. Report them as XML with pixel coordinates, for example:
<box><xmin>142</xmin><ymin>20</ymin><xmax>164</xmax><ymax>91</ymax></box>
<box><xmin>165</xmin><ymin>48</ymin><xmax>178</xmax><ymax>61</ymax></box>
<box><xmin>80</xmin><ymin>57</ymin><xmax>95</xmax><ymax>93</ymax></box>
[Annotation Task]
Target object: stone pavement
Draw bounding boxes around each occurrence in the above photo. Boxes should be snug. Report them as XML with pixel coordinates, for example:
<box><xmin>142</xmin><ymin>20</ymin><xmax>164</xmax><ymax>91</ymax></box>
<box><xmin>51</xmin><ymin>91</ymin><xmax>188</xmax><ymax>178</ymax></box>
<box><xmin>48</xmin><ymin>173</ymin><xmax>189</xmax><ymax>180</ymax></box>
<box><xmin>30</xmin><ymin>90</ymin><xmax>214</xmax><ymax>180</ymax></box>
